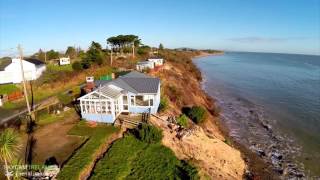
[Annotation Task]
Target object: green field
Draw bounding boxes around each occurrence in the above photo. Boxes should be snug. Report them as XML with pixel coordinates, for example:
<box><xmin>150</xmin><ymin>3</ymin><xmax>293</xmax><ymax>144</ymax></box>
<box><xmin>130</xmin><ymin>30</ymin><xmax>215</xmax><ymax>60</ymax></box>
<box><xmin>57</xmin><ymin>121</ymin><xmax>119</xmax><ymax>180</ymax></box>
<box><xmin>90</xmin><ymin>133</ymin><xmax>199</xmax><ymax>180</ymax></box>
<box><xmin>47</xmin><ymin>64</ymin><xmax>73</xmax><ymax>72</ymax></box>
<box><xmin>0</xmin><ymin>84</ymin><xmax>19</xmax><ymax>94</ymax></box>
<box><xmin>36</xmin><ymin>108</ymin><xmax>76</xmax><ymax>126</ymax></box>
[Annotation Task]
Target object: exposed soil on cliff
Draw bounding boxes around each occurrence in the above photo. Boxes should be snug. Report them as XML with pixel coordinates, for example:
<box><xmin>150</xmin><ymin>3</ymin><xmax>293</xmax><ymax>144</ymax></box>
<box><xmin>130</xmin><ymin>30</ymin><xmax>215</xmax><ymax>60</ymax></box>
<box><xmin>151</xmin><ymin>50</ymin><xmax>277</xmax><ymax>179</ymax></box>
<box><xmin>150</xmin><ymin>115</ymin><xmax>245</xmax><ymax>179</ymax></box>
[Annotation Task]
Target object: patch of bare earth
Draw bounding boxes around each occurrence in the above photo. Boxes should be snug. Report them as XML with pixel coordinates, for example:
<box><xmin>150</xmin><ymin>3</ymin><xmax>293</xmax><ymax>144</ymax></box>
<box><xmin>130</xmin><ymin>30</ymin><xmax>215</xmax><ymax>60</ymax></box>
<box><xmin>31</xmin><ymin>112</ymin><xmax>83</xmax><ymax>165</ymax></box>
<box><xmin>150</xmin><ymin>116</ymin><xmax>245</xmax><ymax>179</ymax></box>
<box><xmin>149</xmin><ymin>54</ymin><xmax>246</xmax><ymax>179</ymax></box>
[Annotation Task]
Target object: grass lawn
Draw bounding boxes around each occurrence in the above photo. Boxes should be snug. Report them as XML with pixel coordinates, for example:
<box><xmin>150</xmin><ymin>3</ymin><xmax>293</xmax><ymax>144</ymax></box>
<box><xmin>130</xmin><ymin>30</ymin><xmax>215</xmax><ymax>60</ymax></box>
<box><xmin>1</xmin><ymin>65</ymin><xmax>113</xmax><ymax>111</ymax></box>
<box><xmin>47</xmin><ymin>64</ymin><xmax>73</xmax><ymax>72</ymax></box>
<box><xmin>57</xmin><ymin>121</ymin><xmax>119</xmax><ymax>180</ymax></box>
<box><xmin>0</xmin><ymin>84</ymin><xmax>19</xmax><ymax>94</ymax></box>
<box><xmin>36</xmin><ymin>108</ymin><xmax>75</xmax><ymax>126</ymax></box>
<box><xmin>2</xmin><ymin>101</ymin><xmax>20</xmax><ymax>109</ymax></box>
<box><xmin>90</xmin><ymin>134</ymin><xmax>199</xmax><ymax>180</ymax></box>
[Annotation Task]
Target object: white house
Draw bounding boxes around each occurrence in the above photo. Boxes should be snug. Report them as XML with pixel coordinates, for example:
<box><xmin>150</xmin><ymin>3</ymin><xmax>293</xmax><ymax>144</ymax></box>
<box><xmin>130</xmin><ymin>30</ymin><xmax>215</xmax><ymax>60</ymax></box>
<box><xmin>0</xmin><ymin>58</ymin><xmax>46</xmax><ymax>84</ymax></box>
<box><xmin>148</xmin><ymin>58</ymin><xmax>163</xmax><ymax>66</ymax></box>
<box><xmin>59</xmin><ymin>57</ymin><xmax>70</xmax><ymax>65</ymax></box>
<box><xmin>136</xmin><ymin>61</ymin><xmax>154</xmax><ymax>71</ymax></box>
<box><xmin>78</xmin><ymin>71</ymin><xmax>160</xmax><ymax>123</ymax></box>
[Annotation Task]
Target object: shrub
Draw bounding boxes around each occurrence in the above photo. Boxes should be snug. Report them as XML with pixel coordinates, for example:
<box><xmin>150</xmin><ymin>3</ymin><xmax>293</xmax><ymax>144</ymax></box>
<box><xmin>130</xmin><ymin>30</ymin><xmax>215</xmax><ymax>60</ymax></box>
<box><xmin>176</xmin><ymin>114</ymin><xmax>188</xmax><ymax>127</ymax></box>
<box><xmin>224</xmin><ymin>138</ymin><xmax>233</xmax><ymax>146</ymax></box>
<box><xmin>177</xmin><ymin>160</ymin><xmax>200</xmax><ymax>180</ymax></box>
<box><xmin>57</xmin><ymin>93</ymin><xmax>73</xmax><ymax>105</ymax></box>
<box><xmin>158</xmin><ymin>97</ymin><xmax>168</xmax><ymax>112</ymax></box>
<box><xmin>57</xmin><ymin>122</ymin><xmax>118</xmax><ymax>179</ymax></box>
<box><xmin>81</xmin><ymin>59</ymin><xmax>91</xmax><ymax>69</ymax></box>
<box><xmin>166</xmin><ymin>85</ymin><xmax>181</xmax><ymax>103</ymax></box>
<box><xmin>72</xmin><ymin>61</ymin><xmax>83</xmax><ymax>71</ymax></box>
<box><xmin>187</xmin><ymin>106</ymin><xmax>207</xmax><ymax>124</ymax></box>
<box><xmin>91</xmin><ymin>135</ymin><xmax>199</xmax><ymax>180</ymax></box>
<box><xmin>0</xmin><ymin>84</ymin><xmax>19</xmax><ymax>94</ymax></box>
<box><xmin>127</xmin><ymin>144</ymin><xmax>199</xmax><ymax>180</ymax></box>
<box><xmin>134</xmin><ymin>124</ymin><xmax>162</xmax><ymax>144</ymax></box>
<box><xmin>137</xmin><ymin>45</ymin><xmax>151</xmax><ymax>55</ymax></box>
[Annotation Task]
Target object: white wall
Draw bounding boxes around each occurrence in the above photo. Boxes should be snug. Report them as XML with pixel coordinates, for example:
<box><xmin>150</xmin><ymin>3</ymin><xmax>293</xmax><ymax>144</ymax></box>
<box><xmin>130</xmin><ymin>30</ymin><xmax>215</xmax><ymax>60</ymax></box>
<box><xmin>136</xmin><ymin>62</ymin><xmax>154</xmax><ymax>71</ymax></box>
<box><xmin>0</xmin><ymin>58</ymin><xmax>46</xmax><ymax>84</ymax></box>
<box><xmin>148</xmin><ymin>58</ymin><xmax>163</xmax><ymax>66</ymax></box>
<box><xmin>59</xmin><ymin>57</ymin><xmax>70</xmax><ymax>65</ymax></box>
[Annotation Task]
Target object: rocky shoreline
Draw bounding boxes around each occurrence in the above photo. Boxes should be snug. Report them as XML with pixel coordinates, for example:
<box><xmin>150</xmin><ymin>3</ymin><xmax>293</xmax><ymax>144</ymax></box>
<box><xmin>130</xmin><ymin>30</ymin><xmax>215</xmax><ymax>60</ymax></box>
<box><xmin>193</xmin><ymin>52</ymin><xmax>310</xmax><ymax>179</ymax></box>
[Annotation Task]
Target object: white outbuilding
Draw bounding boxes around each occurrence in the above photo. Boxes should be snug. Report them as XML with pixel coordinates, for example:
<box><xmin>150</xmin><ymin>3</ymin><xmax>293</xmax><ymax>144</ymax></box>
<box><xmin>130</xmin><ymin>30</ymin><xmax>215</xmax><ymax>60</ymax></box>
<box><xmin>148</xmin><ymin>58</ymin><xmax>163</xmax><ymax>66</ymax></box>
<box><xmin>0</xmin><ymin>58</ymin><xmax>46</xmax><ymax>84</ymax></box>
<box><xmin>136</xmin><ymin>61</ymin><xmax>154</xmax><ymax>71</ymax></box>
<box><xmin>59</xmin><ymin>57</ymin><xmax>70</xmax><ymax>65</ymax></box>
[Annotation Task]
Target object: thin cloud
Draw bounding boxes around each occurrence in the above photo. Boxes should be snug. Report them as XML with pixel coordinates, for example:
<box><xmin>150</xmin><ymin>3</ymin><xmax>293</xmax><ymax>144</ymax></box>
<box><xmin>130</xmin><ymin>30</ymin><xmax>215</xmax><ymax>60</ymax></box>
<box><xmin>227</xmin><ymin>36</ymin><xmax>309</xmax><ymax>43</ymax></box>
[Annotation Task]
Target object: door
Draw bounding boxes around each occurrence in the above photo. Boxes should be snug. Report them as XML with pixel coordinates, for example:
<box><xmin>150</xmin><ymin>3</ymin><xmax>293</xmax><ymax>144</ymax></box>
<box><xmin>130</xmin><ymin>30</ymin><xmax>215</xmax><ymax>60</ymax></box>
<box><xmin>122</xmin><ymin>95</ymin><xmax>129</xmax><ymax>111</ymax></box>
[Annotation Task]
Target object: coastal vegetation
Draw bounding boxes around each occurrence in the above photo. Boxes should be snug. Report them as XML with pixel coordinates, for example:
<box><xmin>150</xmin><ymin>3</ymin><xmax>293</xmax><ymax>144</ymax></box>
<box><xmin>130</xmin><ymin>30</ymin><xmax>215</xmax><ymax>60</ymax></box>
<box><xmin>90</xmin><ymin>125</ymin><xmax>199</xmax><ymax>180</ymax></box>
<box><xmin>133</xmin><ymin>124</ymin><xmax>162</xmax><ymax>144</ymax></box>
<box><xmin>0</xmin><ymin>84</ymin><xmax>19</xmax><ymax>95</ymax></box>
<box><xmin>176</xmin><ymin>114</ymin><xmax>189</xmax><ymax>127</ymax></box>
<box><xmin>158</xmin><ymin>96</ymin><xmax>169</xmax><ymax>113</ymax></box>
<box><xmin>107</xmin><ymin>34</ymin><xmax>141</xmax><ymax>54</ymax></box>
<box><xmin>0</xmin><ymin>128</ymin><xmax>21</xmax><ymax>180</ymax></box>
<box><xmin>184</xmin><ymin>106</ymin><xmax>207</xmax><ymax>124</ymax></box>
<box><xmin>0</xmin><ymin>34</ymin><xmax>235</xmax><ymax>179</ymax></box>
<box><xmin>65</xmin><ymin>46</ymin><xmax>77</xmax><ymax>59</ymax></box>
<box><xmin>36</xmin><ymin>108</ymin><xmax>75</xmax><ymax>126</ymax></box>
<box><xmin>57</xmin><ymin>121</ymin><xmax>119</xmax><ymax>180</ymax></box>
<box><xmin>71</xmin><ymin>61</ymin><xmax>82</xmax><ymax>71</ymax></box>
<box><xmin>57</xmin><ymin>93</ymin><xmax>73</xmax><ymax>106</ymax></box>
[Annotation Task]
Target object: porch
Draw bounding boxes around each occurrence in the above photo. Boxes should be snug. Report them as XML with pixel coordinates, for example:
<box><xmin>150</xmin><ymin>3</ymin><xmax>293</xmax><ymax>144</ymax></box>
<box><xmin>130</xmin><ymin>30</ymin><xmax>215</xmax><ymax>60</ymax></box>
<box><xmin>114</xmin><ymin>112</ymin><xmax>150</xmax><ymax>128</ymax></box>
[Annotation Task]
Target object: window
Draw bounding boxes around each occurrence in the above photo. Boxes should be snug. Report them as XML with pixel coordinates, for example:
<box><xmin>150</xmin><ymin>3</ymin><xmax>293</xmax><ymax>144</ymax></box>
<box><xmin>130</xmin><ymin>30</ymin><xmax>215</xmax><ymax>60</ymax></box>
<box><xmin>82</xmin><ymin>105</ymin><xmax>86</xmax><ymax>113</ymax></box>
<box><xmin>102</xmin><ymin>105</ymin><xmax>106</xmax><ymax>113</ymax></box>
<box><xmin>131</xmin><ymin>96</ymin><xmax>135</xmax><ymax>106</ymax></box>
<box><xmin>135</xmin><ymin>95</ymin><xmax>149</xmax><ymax>106</ymax></box>
<box><xmin>123</xmin><ymin>95</ymin><xmax>128</xmax><ymax>104</ymax></box>
<box><xmin>150</xmin><ymin>99</ymin><xmax>153</xmax><ymax>106</ymax></box>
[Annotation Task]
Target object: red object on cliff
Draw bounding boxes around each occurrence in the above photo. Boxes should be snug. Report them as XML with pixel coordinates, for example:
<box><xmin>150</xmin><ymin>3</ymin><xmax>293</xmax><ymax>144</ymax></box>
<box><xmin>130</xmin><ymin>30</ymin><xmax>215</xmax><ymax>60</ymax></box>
<box><xmin>7</xmin><ymin>91</ymin><xmax>24</xmax><ymax>101</ymax></box>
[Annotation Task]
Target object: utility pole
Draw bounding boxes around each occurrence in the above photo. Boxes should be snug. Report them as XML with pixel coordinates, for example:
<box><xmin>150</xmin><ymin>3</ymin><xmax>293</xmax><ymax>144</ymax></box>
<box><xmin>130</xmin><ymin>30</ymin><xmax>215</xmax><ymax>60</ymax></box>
<box><xmin>132</xmin><ymin>42</ymin><xmax>135</xmax><ymax>59</ymax></box>
<box><xmin>110</xmin><ymin>45</ymin><xmax>113</xmax><ymax>66</ymax></box>
<box><xmin>18</xmin><ymin>44</ymin><xmax>31</xmax><ymax>115</ymax></box>
<box><xmin>44</xmin><ymin>49</ymin><xmax>47</xmax><ymax>63</ymax></box>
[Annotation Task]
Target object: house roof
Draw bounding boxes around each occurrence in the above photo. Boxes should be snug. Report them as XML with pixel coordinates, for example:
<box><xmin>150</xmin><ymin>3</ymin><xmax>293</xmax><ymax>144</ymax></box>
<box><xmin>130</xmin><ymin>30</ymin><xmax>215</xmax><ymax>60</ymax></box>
<box><xmin>0</xmin><ymin>59</ymin><xmax>12</xmax><ymax>71</ymax></box>
<box><xmin>98</xmin><ymin>85</ymin><xmax>122</xmax><ymax>99</ymax></box>
<box><xmin>148</xmin><ymin>57</ymin><xmax>163</xmax><ymax>60</ymax></box>
<box><xmin>95</xmin><ymin>80</ymin><xmax>112</xmax><ymax>88</ymax></box>
<box><xmin>80</xmin><ymin>71</ymin><xmax>160</xmax><ymax>100</ymax></box>
<box><xmin>109</xmin><ymin>78</ymin><xmax>138</xmax><ymax>93</ymax></box>
<box><xmin>121</xmin><ymin>77</ymin><xmax>160</xmax><ymax>94</ymax></box>
<box><xmin>121</xmin><ymin>71</ymin><xmax>151</xmax><ymax>78</ymax></box>
<box><xmin>25</xmin><ymin>58</ymin><xmax>45</xmax><ymax>66</ymax></box>
<box><xmin>107</xmin><ymin>71</ymin><xmax>160</xmax><ymax>94</ymax></box>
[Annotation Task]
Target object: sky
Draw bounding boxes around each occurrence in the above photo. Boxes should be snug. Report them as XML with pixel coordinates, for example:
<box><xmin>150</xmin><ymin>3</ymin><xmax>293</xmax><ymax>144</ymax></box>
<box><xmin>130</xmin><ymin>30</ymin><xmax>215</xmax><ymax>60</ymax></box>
<box><xmin>0</xmin><ymin>0</ymin><xmax>319</xmax><ymax>56</ymax></box>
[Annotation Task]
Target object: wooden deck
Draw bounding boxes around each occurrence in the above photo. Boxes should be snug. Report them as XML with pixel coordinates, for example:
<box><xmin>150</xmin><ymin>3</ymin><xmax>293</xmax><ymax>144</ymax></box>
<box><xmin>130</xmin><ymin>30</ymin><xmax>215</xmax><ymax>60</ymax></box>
<box><xmin>115</xmin><ymin>114</ymin><xmax>142</xmax><ymax>128</ymax></box>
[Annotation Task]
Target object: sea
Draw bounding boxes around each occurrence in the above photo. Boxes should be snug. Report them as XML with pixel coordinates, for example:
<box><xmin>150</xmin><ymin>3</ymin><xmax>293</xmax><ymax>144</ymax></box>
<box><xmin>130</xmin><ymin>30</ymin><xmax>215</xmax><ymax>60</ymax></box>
<box><xmin>194</xmin><ymin>52</ymin><xmax>320</xmax><ymax>178</ymax></box>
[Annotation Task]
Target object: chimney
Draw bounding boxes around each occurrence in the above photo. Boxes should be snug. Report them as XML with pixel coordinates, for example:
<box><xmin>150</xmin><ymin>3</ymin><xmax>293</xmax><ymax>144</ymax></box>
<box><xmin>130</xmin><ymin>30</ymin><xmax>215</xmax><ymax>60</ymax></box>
<box><xmin>85</xmin><ymin>76</ymin><xmax>95</xmax><ymax>93</ymax></box>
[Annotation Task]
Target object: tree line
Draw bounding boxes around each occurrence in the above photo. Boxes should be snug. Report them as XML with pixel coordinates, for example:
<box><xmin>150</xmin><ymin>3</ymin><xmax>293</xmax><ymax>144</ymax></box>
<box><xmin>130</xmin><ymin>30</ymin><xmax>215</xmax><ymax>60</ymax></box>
<box><xmin>32</xmin><ymin>34</ymin><xmax>165</xmax><ymax>71</ymax></box>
